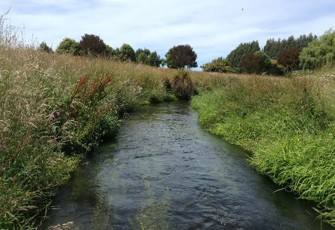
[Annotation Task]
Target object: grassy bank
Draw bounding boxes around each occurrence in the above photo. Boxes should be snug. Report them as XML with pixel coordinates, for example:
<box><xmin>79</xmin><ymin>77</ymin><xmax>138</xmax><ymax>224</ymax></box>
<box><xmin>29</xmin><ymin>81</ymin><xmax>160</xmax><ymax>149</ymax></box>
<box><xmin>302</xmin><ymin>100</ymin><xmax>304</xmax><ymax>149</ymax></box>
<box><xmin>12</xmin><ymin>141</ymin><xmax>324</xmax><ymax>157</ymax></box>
<box><xmin>0</xmin><ymin>39</ymin><xmax>182</xmax><ymax>228</ymax></box>
<box><xmin>191</xmin><ymin>71</ymin><xmax>335</xmax><ymax>225</ymax></box>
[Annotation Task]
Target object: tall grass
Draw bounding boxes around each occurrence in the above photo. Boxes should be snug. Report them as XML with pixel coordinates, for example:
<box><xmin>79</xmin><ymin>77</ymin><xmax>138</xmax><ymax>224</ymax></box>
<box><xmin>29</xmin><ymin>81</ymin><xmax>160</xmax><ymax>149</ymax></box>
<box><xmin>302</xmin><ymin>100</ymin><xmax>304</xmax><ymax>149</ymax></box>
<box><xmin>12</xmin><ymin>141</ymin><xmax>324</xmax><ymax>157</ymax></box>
<box><xmin>0</xmin><ymin>14</ymin><xmax>180</xmax><ymax>228</ymax></box>
<box><xmin>192</xmin><ymin>72</ymin><xmax>335</xmax><ymax>226</ymax></box>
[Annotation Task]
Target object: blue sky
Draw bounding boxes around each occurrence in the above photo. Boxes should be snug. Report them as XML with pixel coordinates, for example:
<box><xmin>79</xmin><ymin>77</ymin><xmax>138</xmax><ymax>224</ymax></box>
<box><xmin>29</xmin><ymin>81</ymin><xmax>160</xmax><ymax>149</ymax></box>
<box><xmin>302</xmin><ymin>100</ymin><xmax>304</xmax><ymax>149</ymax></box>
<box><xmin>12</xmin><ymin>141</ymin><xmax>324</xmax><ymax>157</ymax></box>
<box><xmin>1</xmin><ymin>0</ymin><xmax>335</xmax><ymax>68</ymax></box>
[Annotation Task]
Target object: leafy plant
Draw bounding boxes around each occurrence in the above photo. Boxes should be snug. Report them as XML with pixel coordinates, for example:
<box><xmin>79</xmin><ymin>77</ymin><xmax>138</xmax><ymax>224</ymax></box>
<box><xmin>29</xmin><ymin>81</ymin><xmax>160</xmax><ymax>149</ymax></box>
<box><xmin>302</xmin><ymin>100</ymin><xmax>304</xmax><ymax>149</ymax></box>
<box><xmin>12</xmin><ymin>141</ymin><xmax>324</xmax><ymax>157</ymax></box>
<box><xmin>171</xmin><ymin>71</ymin><xmax>195</xmax><ymax>100</ymax></box>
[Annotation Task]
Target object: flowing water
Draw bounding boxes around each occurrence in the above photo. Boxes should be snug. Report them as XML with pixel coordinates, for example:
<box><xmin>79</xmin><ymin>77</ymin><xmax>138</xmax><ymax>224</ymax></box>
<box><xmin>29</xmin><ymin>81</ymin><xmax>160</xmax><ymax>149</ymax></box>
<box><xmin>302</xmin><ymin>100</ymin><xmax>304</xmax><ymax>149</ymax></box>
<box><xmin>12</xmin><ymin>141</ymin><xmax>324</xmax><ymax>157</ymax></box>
<box><xmin>41</xmin><ymin>102</ymin><xmax>332</xmax><ymax>230</ymax></box>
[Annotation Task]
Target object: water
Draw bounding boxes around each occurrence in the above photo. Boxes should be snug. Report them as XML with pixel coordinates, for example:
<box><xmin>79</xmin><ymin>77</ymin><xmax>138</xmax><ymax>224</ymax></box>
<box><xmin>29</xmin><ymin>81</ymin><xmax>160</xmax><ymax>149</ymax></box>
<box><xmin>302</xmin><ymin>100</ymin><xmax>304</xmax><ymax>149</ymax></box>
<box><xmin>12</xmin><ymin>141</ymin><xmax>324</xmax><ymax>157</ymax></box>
<box><xmin>41</xmin><ymin>102</ymin><xmax>332</xmax><ymax>230</ymax></box>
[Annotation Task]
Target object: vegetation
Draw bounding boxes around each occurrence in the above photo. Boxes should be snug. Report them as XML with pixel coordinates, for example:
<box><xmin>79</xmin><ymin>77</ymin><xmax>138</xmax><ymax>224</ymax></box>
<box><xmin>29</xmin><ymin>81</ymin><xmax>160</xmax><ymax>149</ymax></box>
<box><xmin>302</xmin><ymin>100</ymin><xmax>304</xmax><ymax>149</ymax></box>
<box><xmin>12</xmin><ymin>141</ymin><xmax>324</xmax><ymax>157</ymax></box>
<box><xmin>79</xmin><ymin>33</ymin><xmax>107</xmax><ymax>57</ymax></box>
<box><xmin>203</xmin><ymin>33</ymin><xmax>318</xmax><ymax>75</ymax></box>
<box><xmin>226</xmin><ymin>40</ymin><xmax>260</xmax><ymax>70</ymax></box>
<box><xmin>2</xmin><ymin>10</ymin><xmax>335</xmax><ymax>228</ymax></box>
<box><xmin>0</xmin><ymin>15</ymin><xmax>185</xmax><ymax>228</ymax></box>
<box><xmin>192</xmin><ymin>71</ymin><xmax>335</xmax><ymax>226</ymax></box>
<box><xmin>300</xmin><ymin>29</ymin><xmax>335</xmax><ymax>70</ymax></box>
<box><xmin>56</xmin><ymin>38</ymin><xmax>81</xmax><ymax>55</ymax></box>
<box><xmin>171</xmin><ymin>71</ymin><xmax>195</xmax><ymax>100</ymax></box>
<box><xmin>38</xmin><ymin>42</ymin><xmax>53</xmax><ymax>53</ymax></box>
<box><xmin>277</xmin><ymin>47</ymin><xmax>302</xmax><ymax>73</ymax></box>
<box><xmin>165</xmin><ymin>44</ymin><xmax>198</xmax><ymax>69</ymax></box>
<box><xmin>136</xmin><ymin>48</ymin><xmax>162</xmax><ymax>67</ymax></box>
<box><xmin>201</xmin><ymin>57</ymin><xmax>236</xmax><ymax>73</ymax></box>
<box><xmin>240</xmin><ymin>51</ymin><xmax>283</xmax><ymax>75</ymax></box>
<box><xmin>263</xmin><ymin>34</ymin><xmax>316</xmax><ymax>59</ymax></box>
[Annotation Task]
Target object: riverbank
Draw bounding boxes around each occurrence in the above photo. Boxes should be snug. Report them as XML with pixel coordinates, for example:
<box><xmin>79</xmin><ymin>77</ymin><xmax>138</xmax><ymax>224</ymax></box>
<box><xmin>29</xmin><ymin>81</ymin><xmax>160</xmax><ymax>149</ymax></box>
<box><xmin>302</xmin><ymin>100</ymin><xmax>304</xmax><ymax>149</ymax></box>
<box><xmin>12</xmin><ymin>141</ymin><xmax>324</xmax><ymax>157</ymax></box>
<box><xmin>191</xmin><ymin>72</ymin><xmax>335</xmax><ymax>226</ymax></box>
<box><xmin>0</xmin><ymin>43</ymin><xmax>179</xmax><ymax>228</ymax></box>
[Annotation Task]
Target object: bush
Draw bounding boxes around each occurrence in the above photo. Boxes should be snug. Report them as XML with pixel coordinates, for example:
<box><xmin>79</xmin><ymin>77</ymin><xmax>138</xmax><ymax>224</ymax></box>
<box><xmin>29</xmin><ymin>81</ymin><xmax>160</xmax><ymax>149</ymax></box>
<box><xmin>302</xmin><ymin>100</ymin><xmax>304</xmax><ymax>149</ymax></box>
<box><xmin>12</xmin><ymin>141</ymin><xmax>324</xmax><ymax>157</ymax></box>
<box><xmin>171</xmin><ymin>71</ymin><xmax>195</xmax><ymax>100</ymax></box>
<box><xmin>201</xmin><ymin>57</ymin><xmax>236</xmax><ymax>73</ymax></box>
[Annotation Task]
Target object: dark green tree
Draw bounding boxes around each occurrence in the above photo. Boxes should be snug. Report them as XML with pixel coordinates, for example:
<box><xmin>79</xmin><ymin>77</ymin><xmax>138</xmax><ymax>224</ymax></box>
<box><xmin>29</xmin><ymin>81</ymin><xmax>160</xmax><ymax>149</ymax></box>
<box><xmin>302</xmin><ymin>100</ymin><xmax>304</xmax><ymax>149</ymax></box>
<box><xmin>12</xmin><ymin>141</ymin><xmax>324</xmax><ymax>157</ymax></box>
<box><xmin>136</xmin><ymin>48</ymin><xmax>152</xmax><ymax>65</ymax></box>
<box><xmin>135</xmin><ymin>48</ymin><xmax>162</xmax><ymax>67</ymax></box>
<box><xmin>38</xmin><ymin>42</ymin><xmax>53</xmax><ymax>53</ymax></box>
<box><xmin>148</xmin><ymin>51</ymin><xmax>162</xmax><ymax>67</ymax></box>
<box><xmin>118</xmin><ymin>43</ymin><xmax>136</xmax><ymax>62</ymax></box>
<box><xmin>263</xmin><ymin>34</ymin><xmax>317</xmax><ymax>59</ymax></box>
<box><xmin>56</xmin><ymin>38</ymin><xmax>81</xmax><ymax>55</ymax></box>
<box><xmin>165</xmin><ymin>44</ymin><xmax>197</xmax><ymax>69</ymax></box>
<box><xmin>227</xmin><ymin>41</ymin><xmax>260</xmax><ymax>70</ymax></box>
<box><xmin>79</xmin><ymin>34</ymin><xmax>107</xmax><ymax>56</ymax></box>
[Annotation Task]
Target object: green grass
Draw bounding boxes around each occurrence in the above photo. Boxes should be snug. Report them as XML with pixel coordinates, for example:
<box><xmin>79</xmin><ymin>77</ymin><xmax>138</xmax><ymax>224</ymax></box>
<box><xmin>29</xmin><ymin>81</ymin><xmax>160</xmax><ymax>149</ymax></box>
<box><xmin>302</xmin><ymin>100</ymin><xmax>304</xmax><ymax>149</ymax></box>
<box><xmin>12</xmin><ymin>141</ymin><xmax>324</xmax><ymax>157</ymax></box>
<box><xmin>192</xmin><ymin>72</ymin><xmax>335</xmax><ymax>226</ymax></box>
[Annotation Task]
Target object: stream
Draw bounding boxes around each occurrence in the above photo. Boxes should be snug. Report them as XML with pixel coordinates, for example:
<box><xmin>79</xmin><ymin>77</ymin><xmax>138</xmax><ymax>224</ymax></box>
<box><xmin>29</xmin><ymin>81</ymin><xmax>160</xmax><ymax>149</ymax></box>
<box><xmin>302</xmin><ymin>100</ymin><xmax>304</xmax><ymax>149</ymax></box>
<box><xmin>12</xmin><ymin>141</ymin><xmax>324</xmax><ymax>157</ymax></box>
<box><xmin>41</xmin><ymin>102</ymin><xmax>331</xmax><ymax>229</ymax></box>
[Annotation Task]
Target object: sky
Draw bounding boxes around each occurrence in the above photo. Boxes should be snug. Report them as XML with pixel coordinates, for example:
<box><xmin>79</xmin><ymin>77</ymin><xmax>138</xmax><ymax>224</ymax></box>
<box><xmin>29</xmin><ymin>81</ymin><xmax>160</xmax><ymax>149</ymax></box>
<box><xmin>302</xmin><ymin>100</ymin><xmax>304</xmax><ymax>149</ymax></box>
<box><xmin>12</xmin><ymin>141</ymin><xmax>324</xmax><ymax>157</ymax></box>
<box><xmin>1</xmin><ymin>0</ymin><xmax>335</xmax><ymax>68</ymax></box>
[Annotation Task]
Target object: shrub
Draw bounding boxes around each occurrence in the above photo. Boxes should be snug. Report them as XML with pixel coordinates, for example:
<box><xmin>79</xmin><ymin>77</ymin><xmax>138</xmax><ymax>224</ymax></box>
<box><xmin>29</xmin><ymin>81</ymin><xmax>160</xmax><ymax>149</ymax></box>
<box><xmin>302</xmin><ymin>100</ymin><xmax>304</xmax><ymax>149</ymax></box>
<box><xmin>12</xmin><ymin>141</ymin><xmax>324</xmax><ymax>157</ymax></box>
<box><xmin>201</xmin><ymin>57</ymin><xmax>236</xmax><ymax>73</ymax></box>
<box><xmin>171</xmin><ymin>71</ymin><xmax>195</xmax><ymax>100</ymax></box>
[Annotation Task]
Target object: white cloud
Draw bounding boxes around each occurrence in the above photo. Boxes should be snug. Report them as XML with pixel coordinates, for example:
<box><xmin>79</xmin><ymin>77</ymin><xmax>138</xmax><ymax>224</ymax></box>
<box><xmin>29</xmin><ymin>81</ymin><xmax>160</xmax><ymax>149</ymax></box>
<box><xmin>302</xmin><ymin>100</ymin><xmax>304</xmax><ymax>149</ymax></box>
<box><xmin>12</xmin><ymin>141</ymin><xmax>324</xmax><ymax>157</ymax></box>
<box><xmin>2</xmin><ymin>0</ymin><xmax>335</xmax><ymax>67</ymax></box>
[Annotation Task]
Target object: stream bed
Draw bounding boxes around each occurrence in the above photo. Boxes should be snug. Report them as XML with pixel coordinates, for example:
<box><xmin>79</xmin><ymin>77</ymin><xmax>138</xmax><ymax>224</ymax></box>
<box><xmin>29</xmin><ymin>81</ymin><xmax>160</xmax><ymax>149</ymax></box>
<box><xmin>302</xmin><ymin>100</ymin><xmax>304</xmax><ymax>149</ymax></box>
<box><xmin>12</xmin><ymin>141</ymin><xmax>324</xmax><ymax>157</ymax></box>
<box><xmin>41</xmin><ymin>102</ymin><xmax>331</xmax><ymax>229</ymax></box>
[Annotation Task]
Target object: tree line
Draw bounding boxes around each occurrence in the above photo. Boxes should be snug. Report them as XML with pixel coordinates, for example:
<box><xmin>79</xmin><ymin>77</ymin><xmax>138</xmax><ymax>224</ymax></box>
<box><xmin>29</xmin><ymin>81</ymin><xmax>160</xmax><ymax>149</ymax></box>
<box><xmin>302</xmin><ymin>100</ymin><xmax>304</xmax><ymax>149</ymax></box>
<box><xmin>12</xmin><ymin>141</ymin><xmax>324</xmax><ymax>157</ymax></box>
<box><xmin>39</xmin><ymin>34</ymin><xmax>198</xmax><ymax>69</ymax></box>
<box><xmin>39</xmin><ymin>28</ymin><xmax>335</xmax><ymax>75</ymax></box>
<box><xmin>202</xmin><ymin>29</ymin><xmax>335</xmax><ymax>75</ymax></box>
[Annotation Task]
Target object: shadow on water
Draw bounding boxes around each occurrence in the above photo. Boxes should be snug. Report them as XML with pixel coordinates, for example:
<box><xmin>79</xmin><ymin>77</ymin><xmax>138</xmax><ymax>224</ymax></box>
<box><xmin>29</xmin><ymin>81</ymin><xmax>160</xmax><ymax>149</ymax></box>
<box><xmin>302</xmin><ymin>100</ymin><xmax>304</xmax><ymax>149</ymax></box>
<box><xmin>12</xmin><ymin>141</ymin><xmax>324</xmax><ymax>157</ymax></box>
<box><xmin>41</xmin><ymin>102</ymin><xmax>333</xmax><ymax>230</ymax></box>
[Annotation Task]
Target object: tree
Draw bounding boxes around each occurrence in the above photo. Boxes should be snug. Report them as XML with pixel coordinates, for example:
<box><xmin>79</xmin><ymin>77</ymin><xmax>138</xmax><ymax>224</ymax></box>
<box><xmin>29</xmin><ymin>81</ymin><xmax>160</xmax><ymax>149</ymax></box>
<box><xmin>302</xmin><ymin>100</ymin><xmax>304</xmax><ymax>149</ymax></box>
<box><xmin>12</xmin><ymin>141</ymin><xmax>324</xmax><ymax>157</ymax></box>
<box><xmin>136</xmin><ymin>48</ymin><xmax>162</xmax><ymax>67</ymax></box>
<box><xmin>56</xmin><ymin>38</ymin><xmax>81</xmax><ymax>55</ymax></box>
<box><xmin>300</xmin><ymin>29</ymin><xmax>335</xmax><ymax>70</ymax></box>
<box><xmin>118</xmin><ymin>43</ymin><xmax>136</xmax><ymax>62</ymax></box>
<box><xmin>263</xmin><ymin>34</ymin><xmax>317</xmax><ymax>59</ymax></box>
<box><xmin>240</xmin><ymin>51</ymin><xmax>283</xmax><ymax>75</ymax></box>
<box><xmin>165</xmin><ymin>44</ymin><xmax>197</xmax><ymax>69</ymax></box>
<box><xmin>79</xmin><ymin>34</ymin><xmax>107</xmax><ymax>56</ymax></box>
<box><xmin>277</xmin><ymin>47</ymin><xmax>302</xmax><ymax>72</ymax></box>
<box><xmin>240</xmin><ymin>51</ymin><xmax>268</xmax><ymax>74</ymax></box>
<box><xmin>38</xmin><ymin>42</ymin><xmax>53</xmax><ymax>53</ymax></box>
<box><xmin>227</xmin><ymin>41</ymin><xmax>260</xmax><ymax>70</ymax></box>
<box><xmin>147</xmin><ymin>51</ymin><xmax>162</xmax><ymax>67</ymax></box>
<box><xmin>201</xmin><ymin>57</ymin><xmax>235</xmax><ymax>73</ymax></box>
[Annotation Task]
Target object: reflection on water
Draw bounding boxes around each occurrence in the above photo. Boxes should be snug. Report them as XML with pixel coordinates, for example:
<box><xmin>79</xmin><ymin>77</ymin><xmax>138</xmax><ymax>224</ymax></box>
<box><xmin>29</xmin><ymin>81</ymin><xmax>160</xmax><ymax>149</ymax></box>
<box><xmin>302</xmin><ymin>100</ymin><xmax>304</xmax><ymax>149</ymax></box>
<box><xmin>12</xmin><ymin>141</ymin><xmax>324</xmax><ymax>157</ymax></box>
<box><xmin>41</xmin><ymin>102</ymin><xmax>332</xmax><ymax>230</ymax></box>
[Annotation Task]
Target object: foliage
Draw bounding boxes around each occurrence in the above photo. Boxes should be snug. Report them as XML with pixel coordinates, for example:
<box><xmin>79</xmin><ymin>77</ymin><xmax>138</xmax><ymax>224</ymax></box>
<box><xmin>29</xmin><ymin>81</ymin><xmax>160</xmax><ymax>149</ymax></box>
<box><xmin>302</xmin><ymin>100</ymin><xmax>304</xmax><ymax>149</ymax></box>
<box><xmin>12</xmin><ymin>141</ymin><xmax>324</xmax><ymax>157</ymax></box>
<box><xmin>240</xmin><ymin>51</ymin><xmax>284</xmax><ymax>75</ymax></box>
<box><xmin>117</xmin><ymin>43</ymin><xmax>136</xmax><ymax>62</ymax></box>
<box><xmin>79</xmin><ymin>34</ymin><xmax>107</xmax><ymax>57</ymax></box>
<box><xmin>201</xmin><ymin>57</ymin><xmax>236</xmax><ymax>73</ymax></box>
<box><xmin>165</xmin><ymin>44</ymin><xmax>197</xmax><ymax>69</ymax></box>
<box><xmin>240</xmin><ymin>51</ymin><xmax>270</xmax><ymax>74</ymax></box>
<box><xmin>136</xmin><ymin>48</ymin><xmax>162</xmax><ymax>67</ymax></box>
<box><xmin>56</xmin><ymin>38</ymin><xmax>81</xmax><ymax>55</ymax></box>
<box><xmin>226</xmin><ymin>41</ymin><xmax>260</xmax><ymax>70</ymax></box>
<box><xmin>263</xmin><ymin>34</ymin><xmax>316</xmax><ymax>59</ymax></box>
<box><xmin>299</xmin><ymin>29</ymin><xmax>335</xmax><ymax>70</ymax></box>
<box><xmin>171</xmin><ymin>71</ymin><xmax>195</xmax><ymax>100</ymax></box>
<box><xmin>277</xmin><ymin>47</ymin><xmax>302</xmax><ymax>72</ymax></box>
<box><xmin>38</xmin><ymin>42</ymin><xmax>53</xmax><ymax>53</ymax></box>
<box><xmin>53</xmin><ymin>75</ymin><xmax>120</xmax><ymax>154</ymax></box>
